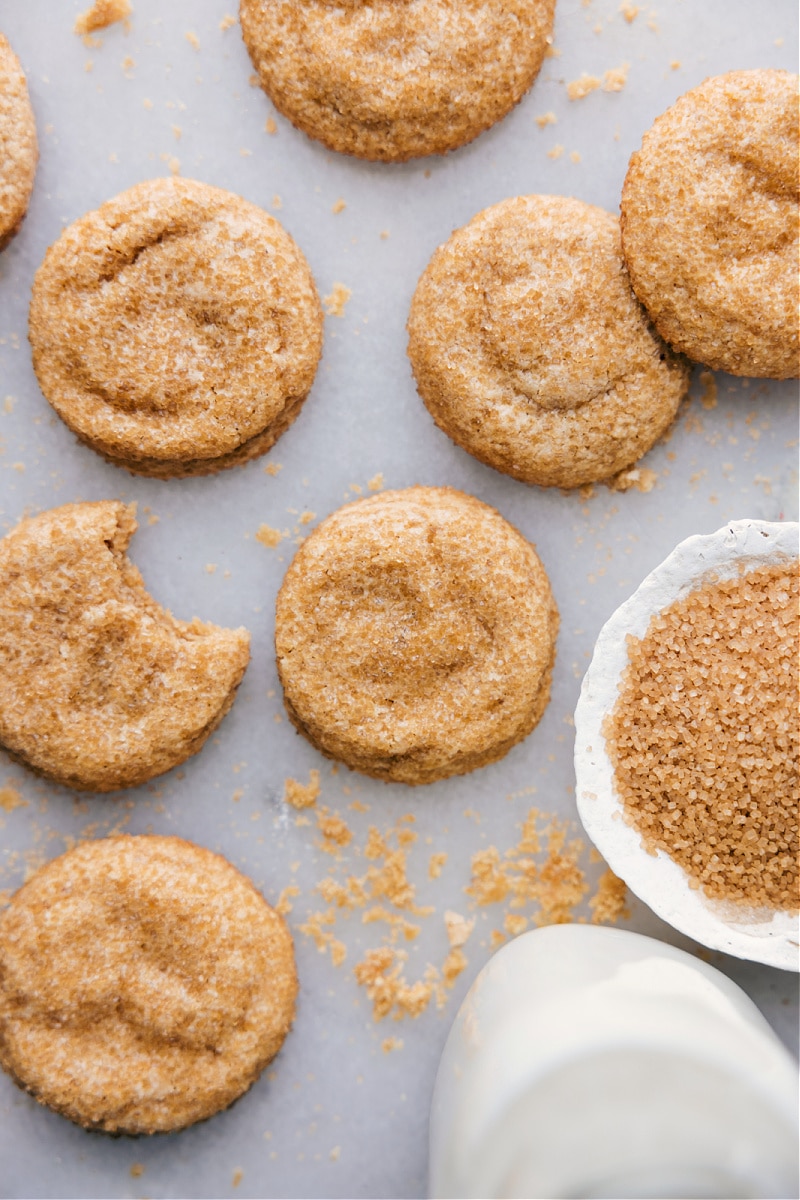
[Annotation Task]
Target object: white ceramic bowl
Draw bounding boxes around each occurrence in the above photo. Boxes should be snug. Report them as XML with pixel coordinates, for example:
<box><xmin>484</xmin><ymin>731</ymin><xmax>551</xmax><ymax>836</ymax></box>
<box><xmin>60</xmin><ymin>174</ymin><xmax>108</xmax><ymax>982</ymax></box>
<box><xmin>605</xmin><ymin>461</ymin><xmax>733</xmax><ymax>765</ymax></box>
<box><xmin>574</xmin><ymin>519</ymin><xmax>799</xmax><ymax>970</ymax></box>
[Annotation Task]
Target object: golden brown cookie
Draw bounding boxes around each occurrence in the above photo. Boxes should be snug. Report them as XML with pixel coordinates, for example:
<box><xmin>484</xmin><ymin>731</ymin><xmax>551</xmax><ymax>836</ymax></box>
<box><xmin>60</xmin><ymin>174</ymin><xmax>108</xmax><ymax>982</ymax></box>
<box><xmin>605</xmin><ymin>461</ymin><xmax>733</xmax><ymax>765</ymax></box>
<box><xmin>407</xmin><ymin>195</ymin><xmax>690</xmax><ymax>489</ymax></box>
<box><xmin>275</xmin><ymin>486</ymin><xmax>558</xmax><ymax>784</ymax></box>
<box><xmin>239</xmin><ymin>0</ymin><xmax>556</xmax><ymax>162</ymax></box>
<box><xmin>0</xmin><ymin>33</ymin><xmax>37</xmax><ymax>250</ymax></box>
<box><xmin>29</xmin><ymin>177</ymin><xmax>323</xmax><ymax>478</ymax></box>
<box><xmin>0</xmin><ymin>501</ymin><xmax>250</xmax><ymax>791</ymax></box>
<box><xmin>620</xmin><ymin>70</ymin><xmax>799</xmax><ymax>378</ymax></box>
<box><xmin>0</xmin><ymin>835</ymin><xmax>298</xmax><ymax>1134</ymax></box>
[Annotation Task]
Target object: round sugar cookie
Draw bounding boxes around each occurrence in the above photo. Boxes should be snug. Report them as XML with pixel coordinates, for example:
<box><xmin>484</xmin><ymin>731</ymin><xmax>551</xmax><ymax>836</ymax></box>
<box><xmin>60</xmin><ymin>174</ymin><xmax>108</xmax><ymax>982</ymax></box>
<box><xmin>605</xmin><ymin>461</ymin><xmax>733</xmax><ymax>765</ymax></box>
<box><xmin>275</xmin><ymin>486</ymin><xmax>559</xmax><ymax>785</ymax></box>
<box><xmin>29</xmin><ymin>177</ymin><xmax>323</xmax><ymax>478</ymax></box>
<box><xmin>0</xmin><ymin>501</ymin><xmax>250</xmax><ymax>792</ymax></box>
<box><xmin>0</xmin><ymin>32</ymin><xmax>37</xmax><ymax>249</ymax></box>
<box><xmin>239</xmin><ymin>0</ymin><xmax>556</xmax><ymax>162</ymax></box>
<box><xmin>0</xmin><ymin>836</ymin><xmax>298</xmax><ymax>1134</ymax></box>
<box><xmin>407</xmin><ymin>195</ymin><xmax>690</xmax><ymax>489</ymax></box>
<box><xmin>620</xmin><ymin>70</ymin><xmax>799</xmax><ymax>378</ymax></box>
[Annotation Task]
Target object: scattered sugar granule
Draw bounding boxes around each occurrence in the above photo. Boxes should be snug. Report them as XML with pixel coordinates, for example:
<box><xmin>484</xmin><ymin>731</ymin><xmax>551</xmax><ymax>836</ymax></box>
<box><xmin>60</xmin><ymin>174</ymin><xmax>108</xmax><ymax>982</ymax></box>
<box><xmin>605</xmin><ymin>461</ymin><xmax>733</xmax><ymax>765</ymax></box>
<box><xmin>619</xmin><ymin>2</ymin><xmax>640</xmax><ymax>21</ymax></box>
<box><xmin>367</xmin><ymin>473</ymin><xmax>384</xmax><ymax>492</ymax></box>
<box><xmin>429</xmin><ymin>851</ymin><xmax>447</xmax><ymax>879</ymax></box>
<box><xmin>603</xmin><ymin>63</ymin><xmax>629</xmax><ymax>91</ymax></box>
<box><xmin>535</xmin><ymin>111</ymin><xmax>557</xmax><ymax>128</ymax></box>
<box><xmin>265</xmin><ymin>117</ymin><xmax>277</xmax><ymax>134</ymax></box>
<box><xmin>699</xmin><ymin>371</ymin><xmax>718</xmax><ymax>410</ymax></box>
<box><xmin>186</xmin><ymin>31</ymin><xmax>200</xmax><ymax>51</ymax></box>
<box><xmin>0</xmin><ymin>786</ymin><xmax>26</xmax><ymax>813</ymax></box>
<box><xmin>332</xmin><ymin>198</ymin><xmax>346</xmax><ymax>214</ymax></box>
<box><xmin>284</xmin><ymin>770</ymin><xmax>321</xmax><ymax>810</ymax></box>
<box><xmin>219</xmin><ymin>13</ymin><xmax>237</xmax><ymax>31</ymax></box>
<box><xmin>324</xmin><ymin>283</ymin><xmax>352</xmax><ymax>317</ymax></box>
<box><xmin>589</xmin><ymin>870</ymin><xmax>629</xmax><ymax>923</ymax></box>
<box><xmin>256</xmin><ymin>523</ymin><xmax>282</xmax><ymax>548</ymax></box>
<box><xmin>74</xmin><ymin>0</ymin><xmax>131</xmax><ymax>34</ymax></box>
<box><xmin>567</xmin><ymin>73</ymin><xmax>602</xmax><ymax>100</ymax></box>
<box><xmin>547</xmin><ymin>144</ymin><xmax>564</xmax><ymax>159</ymax></box>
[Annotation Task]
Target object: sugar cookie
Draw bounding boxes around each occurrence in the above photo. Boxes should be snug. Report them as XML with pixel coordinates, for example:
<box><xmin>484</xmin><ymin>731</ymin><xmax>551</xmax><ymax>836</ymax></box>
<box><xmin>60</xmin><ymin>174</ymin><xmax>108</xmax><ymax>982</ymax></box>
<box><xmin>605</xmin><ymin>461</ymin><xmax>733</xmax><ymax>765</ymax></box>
<box><xmin>0</xmin><ymin>836</ymin><xmax>297</xmax><ymax>1134</ymax></box>
<box><xmin>275</xmin><ymin>486</ymin><xmax>558</xmax><ymax>784</ymax></box>
<box><xmin>29</xmin><ymin>177</ymin><xmax>323</xmax><ymax>477</ymax></box>
<box><xmin>0</xmin><ymin>33</ymin><xmax>37</xmax><ymax>249</ymax></box>
<box><xmin>0</xmin><ymin>501</ymin><xmax>250</xmax><ymax>791</ymax></box>
<box><xmin>240</xmin><ymin>0</ymin><xmax>556</xmax><ymax>162</ymax></box>
<box><xmin>621</xmin><ymin>70</ymin><xmax>799</xmax><ymax>378</ymax></box>
<box><xmin>407</xmin><ymin>195</ymin><xmax>690</xmax><ymax>489</ymax></box>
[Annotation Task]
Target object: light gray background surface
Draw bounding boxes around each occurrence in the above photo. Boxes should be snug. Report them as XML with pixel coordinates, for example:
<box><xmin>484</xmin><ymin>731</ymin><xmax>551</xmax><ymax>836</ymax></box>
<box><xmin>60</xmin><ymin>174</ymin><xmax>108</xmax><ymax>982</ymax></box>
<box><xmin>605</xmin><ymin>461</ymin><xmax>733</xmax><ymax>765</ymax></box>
<box><xmin>0</xmin><ymin>2</ymin><xmax>797</xmax><ymax>1197</ymax></box>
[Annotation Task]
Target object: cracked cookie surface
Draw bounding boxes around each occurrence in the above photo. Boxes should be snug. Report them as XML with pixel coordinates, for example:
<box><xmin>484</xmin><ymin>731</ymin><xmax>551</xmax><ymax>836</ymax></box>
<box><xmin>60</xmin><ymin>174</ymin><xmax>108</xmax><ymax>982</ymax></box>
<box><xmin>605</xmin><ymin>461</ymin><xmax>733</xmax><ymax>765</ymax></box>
<box><xmin>0</xmin><ymin>501</ymin><xmax>250</xmax><ymax>791</ymax></box>
<box><xmin>0</xmin><ymin>33</ymin><xmax>37</xmax><ymax>250</ymax></box>
<box><xmin>239</xmin><ymin>0</ymin><xmax>555</xmax><ymax>162</ymax></box>
<box><xmin>275</xmin><ymin>486</ymin><xmax>558</xmax><ymax>785</ymax></box>
<box><xmin>0</xmin><ymin>836</ymin><xmax>297</xmax><ymax>1134</ymax></box>
<box><xmin>29</xmin><ymin>177</ymin><xmax>323</xmax><ymax>477</ymax></box>
<box><xmin>621</xmin><ymin>70</ymin><xmax>799</xmax><ymax>378</ymax></box>
<box><xmin>408</xmin><ymin>195</ymin><xmax>690</xmax><ymax>489</ymax></box>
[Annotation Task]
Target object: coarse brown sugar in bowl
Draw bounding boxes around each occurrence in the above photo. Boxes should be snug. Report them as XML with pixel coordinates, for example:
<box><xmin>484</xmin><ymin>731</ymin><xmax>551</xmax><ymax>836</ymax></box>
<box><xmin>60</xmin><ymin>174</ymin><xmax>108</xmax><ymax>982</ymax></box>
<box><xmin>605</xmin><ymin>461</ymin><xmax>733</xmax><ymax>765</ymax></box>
<box><xmin>605</xmin><ymin>562</ymin><xmax>798</xmax><ymax>912</ymax></box>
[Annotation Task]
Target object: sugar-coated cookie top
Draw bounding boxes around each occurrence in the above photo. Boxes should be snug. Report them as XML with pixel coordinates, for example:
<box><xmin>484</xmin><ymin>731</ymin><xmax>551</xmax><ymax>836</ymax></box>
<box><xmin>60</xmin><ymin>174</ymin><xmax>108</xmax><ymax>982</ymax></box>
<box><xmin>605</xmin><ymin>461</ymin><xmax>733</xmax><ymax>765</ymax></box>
<box><xmin>276</xmin><ymin>486</ymin><xmax>558</xmax><ymax>784</ymax></box>
<box><xmin>621</xmin><ymin>69</ymin><xmax>799</xmax><ymax>378</ymax></box>
<box><xmin>0</xmin><ymin>836</ymin><xmax>297</xmax><ymax>1133</ymax></box>
<box><xmin>0</xmin><ymin>32</ymin><xmax>37</xmax><ymax>248</ymax></box>
<box><xmin>29</xmin><ymin>177</ymin><xmax>322</xmax><ymax>467</ymax></box>
<box><xmin>408</xmin><ymin>195</ymin><xmax>690</xmax><ymax>488</ymax></box>
<box><xmin>240</xmin><ymin>0</ymin><xmax>556</xmax><ymax>161</ymax></box>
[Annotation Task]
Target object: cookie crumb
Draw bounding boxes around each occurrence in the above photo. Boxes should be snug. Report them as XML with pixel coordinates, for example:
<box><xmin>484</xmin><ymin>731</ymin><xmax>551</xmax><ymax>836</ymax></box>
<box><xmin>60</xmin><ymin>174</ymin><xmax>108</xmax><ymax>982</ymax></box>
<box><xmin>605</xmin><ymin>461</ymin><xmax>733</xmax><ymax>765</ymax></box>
<box><xmin>219</xmin><ymin>13</ymin><xmax>237</xmax><ymax>31</ymax></box>
<box><xmin>331</xmin><ymin>198</ymin><xmax>346</xmax><ymax>214</ymax></box>
<box><xmin>429</xmin><ymin>852</ymin><xmax>447</xmax><ymax>879</ymax></box>
<box><xmin>367</xmin><ymin>473</ymin><xmax>384</xmax><ymax>492</ymax></box>
<box><xmin>535</xmin><ymin>111</ymin><xmax>557</xmax><ymax>128</ymax></box>
<box><xmin>699</xmin><ymin>371</ymin><xmax>718</xmax><ymax>410</ymax></box>
<box><xmin>610</xmin><ymin>466</ymin><xmax>658</xmax><ymax>493</ymax></box>
<box><xmin>74</xmin><ymin>0</ymin><xmax>131</xmax><ymax>34</ymax></box>
<box><xmin>569</xmin><ymin>150</ymin><xmax>582</xmax><ymax>163</ymax></box>
<box><xmin>547</xmin><ymin>143</ymin><xmax>564</xmax><ymax>159</ymax></box>
<box><xmin>382</xmin><ymin>1036</ymin><xmax>404</xmax><ymax>1053</ymax></box>
<box><xmin>185</xmin><ymin>31</ymin><xmax>200</xmax><ymax>51</ymax></box>
<box><xmin>256</xmin><ymin>523</ymin><xmax>283</xmax><ymax>548</ymax></box>
<box><xmin>567</xmin><ymin>73</ymin><xmax>602</xmax><ymax>100</ymax></box>
<box><xmin>444</xmin><ymin>910</ymin><xmax>475</xmax><ymax>948</ymax></box>
<box><xmin>603</xmin><ymin>63</ymin><xmax>629</xmax><ymax>91</ymax></box>
<box><xmin>276</xmin><ymin>886</ymin><xmax>300</xmax><ymax>916</ymax></box>
<box><xmin>129</xmin><ymin>1164</ymin><xmax>144</xmax><ymax>1179</ymax></box>
<box><xmin>323</xmin><ymin>283</ymin><xmax>352</xmax><ymax>317</ymax></box>
<box><xmin>284</xmin><ymin>770</ymin><xmax>321</xmax><ymax>810</ymax></box>
<box><xmin>589</xmin><ymin>869</ymin><xmax>629</xmax><ymax>923</ymax></box>
<box><xmin>670</xmin><ymin>59</ymin><xmax>681</xmax><ymax>70</ymax></box>
<box><xmin>619</xmin><ymin>2</ymin><xmax>640</xmax><ymax>20</ymax></box>
<box><xmin>264</xmin><ymin>462</ymin><xmax>282</xmax><ymax>476</ymax></box>
<box><xmin>265</xmin><ymin>116</ymin><xmax>277</xmax><ymax>134</ymax></box>
<box><xmin>299</xmin><ymin>510</ymin><xmax>316</xmax><ymax>526</ymax></box>
<box><xmin>0</xmin><ymin>787</ymin><xmax>26</xmax><ymax>813</ymax></box>
<box><xmin>330</xmin><ymin>1146</ymin><xmax>341</xmax><ymax>1161</ymax></box>
<box><xmin>232</xmin><ymin>1168</ymin><xmax>243</xmax><ymax>1188</ymax></box>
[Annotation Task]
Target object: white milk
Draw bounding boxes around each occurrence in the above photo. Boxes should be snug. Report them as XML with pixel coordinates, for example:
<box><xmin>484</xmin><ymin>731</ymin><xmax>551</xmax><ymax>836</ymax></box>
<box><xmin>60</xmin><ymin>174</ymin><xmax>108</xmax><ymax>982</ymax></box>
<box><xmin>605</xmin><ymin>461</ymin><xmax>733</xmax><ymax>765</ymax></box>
<box><xmin>429</xmin><ymin>925</ymin><xmax>798</xmax><ymax>1199</ymax></box>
